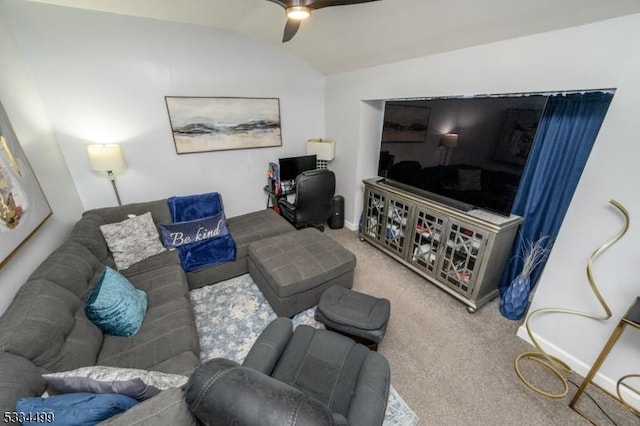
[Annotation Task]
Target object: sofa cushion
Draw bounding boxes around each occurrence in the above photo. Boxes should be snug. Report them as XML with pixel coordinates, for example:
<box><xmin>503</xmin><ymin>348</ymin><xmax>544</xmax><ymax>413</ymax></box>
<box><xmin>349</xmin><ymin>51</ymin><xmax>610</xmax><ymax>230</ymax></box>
<box><xmin>85</xmin><ymin>200</ymin><xmax>172</xmax><ymax>226</ymax></box>
<box><xmin>126</xmin><ymin>264</ymin><xmax>190</xmax><ymax>308</ymax></box>
<box><xmin>68</xmin><ymin>213</ymin><xmax>110</xmax><ymax>263</ymax></box>
<box><xmin>97</xmin><ymin>260</ymin><xmax>199</xmax><ymax>374</ymax></box>
<box><xmin>100</xmin><ymin>212</ymin><xmax>166</xmax><ymax>270</ymax></box>
<box><xmin>28</xmin><ymin>241</ymin><xmax>104</xmax><ymax>300</ymax></box>
<box><xmin>43</xmin><ymin>366</ymin><xmax>188</xmax><ymax>401</ymax></box>
<box><xmin>85</xmin><ymin>267</ymin><xmax>148</xmax><ymax>337</ymax></box>
<box><xmin>97</xmin><ymin>295</ymin><xmax>199</xmax><ymax>373</ymax></box>
<box><xmin>0</xmin><ymin>245</ymin><xmax>105</xmax><ymax>374</ymax></box>
<box><xmin>227</xmin><ymin>209</ymin><xmax>295</xmax><ymax>260</ymax></box>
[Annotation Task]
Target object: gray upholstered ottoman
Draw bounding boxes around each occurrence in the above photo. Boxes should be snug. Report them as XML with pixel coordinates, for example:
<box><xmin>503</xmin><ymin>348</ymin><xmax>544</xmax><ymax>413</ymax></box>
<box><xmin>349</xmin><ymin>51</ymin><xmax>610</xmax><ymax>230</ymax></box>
<box><xmin>315</xmin><ymin>285</ymin><xmax>390</xmax><ymax>350</ymax></box>
<box><xmin>248</xmin><ymin>228</ymin><xmax>356</xmax><ymax>317</ymax></box>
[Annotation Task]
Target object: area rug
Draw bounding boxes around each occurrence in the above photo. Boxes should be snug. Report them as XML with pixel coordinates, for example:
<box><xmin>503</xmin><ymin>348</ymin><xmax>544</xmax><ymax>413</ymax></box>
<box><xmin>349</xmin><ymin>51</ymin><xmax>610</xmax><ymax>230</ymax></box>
<box><xmin>190</xmin><ymin>274</ymin><xmax>419</xmax><ymax>426</ymax></box>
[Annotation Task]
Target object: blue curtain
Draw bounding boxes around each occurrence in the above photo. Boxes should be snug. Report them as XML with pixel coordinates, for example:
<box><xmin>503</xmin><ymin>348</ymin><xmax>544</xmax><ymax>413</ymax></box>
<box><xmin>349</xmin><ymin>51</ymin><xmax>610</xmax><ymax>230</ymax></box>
<box><xmin>499</xmin><ymin>92</ymin><xmax>614</xmax><ymax>294</ymax></box>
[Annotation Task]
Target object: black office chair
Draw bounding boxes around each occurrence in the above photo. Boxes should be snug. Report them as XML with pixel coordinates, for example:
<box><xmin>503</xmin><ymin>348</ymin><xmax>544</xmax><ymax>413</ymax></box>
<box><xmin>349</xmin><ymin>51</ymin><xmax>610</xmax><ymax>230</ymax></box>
<box><xmin>278</xmin><ymin>169</ymin><xmax>335</xmax><ymax>232</ymax></box>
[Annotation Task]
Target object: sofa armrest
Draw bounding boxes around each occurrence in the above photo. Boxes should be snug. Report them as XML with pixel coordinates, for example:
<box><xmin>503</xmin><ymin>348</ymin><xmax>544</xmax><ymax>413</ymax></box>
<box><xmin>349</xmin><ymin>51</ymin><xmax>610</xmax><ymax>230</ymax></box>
<box><xmin>347</xmin><ymin>352</ymin><xmax>391</xmax><ymax>426</ymax></box>
<box><xmin>185</xmin><ymin>358</ymin><xmax>332</xmax><ymax>426</ymax></box>
<box><xmin>242</xmin><ymin>317</ymin><xmax>293</xmax><ymax>375</ymax></box>
<box><xmin>98</xmin><ymin>387</ymin><xmax>197</xmax><ymax>426</ymax></box>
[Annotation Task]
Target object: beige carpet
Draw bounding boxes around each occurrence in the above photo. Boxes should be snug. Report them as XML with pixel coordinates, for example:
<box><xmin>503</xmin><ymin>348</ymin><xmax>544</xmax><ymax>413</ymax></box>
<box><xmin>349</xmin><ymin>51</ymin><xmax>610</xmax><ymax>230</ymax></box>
<box><xmin>325</xmin><ymin>227</ymin><xmax>638</xmax><ymax>425</ymax></box>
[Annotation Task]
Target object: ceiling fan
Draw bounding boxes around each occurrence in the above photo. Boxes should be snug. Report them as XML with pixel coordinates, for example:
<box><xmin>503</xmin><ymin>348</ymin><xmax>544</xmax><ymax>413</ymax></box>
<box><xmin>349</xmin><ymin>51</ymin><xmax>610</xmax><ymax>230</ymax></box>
<box><xmin>267</xmin><ymin>0</ymin><xmax>381</xmax><ymax>42</ymax></box>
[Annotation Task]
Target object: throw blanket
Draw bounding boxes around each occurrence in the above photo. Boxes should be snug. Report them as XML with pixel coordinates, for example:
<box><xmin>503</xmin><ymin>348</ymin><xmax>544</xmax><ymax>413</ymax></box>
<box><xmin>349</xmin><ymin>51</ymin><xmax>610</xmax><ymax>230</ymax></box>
<box><xmin>165</xmin><ymin>192</ymin><xmax>236</xmax><ymax>272</ymax></box>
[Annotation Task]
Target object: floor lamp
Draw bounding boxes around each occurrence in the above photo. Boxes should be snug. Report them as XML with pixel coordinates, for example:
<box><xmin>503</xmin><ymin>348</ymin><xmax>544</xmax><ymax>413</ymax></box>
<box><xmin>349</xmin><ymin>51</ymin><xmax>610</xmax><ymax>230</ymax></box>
<box><xmin>87</xmin><ymin>144</ymin><xmax>127</xmax><ymax>206</ymax></box>
<box><xmin>439</xmin><ymin>133</ymin><xmax>458</xmax><ymax>166</ymax></box>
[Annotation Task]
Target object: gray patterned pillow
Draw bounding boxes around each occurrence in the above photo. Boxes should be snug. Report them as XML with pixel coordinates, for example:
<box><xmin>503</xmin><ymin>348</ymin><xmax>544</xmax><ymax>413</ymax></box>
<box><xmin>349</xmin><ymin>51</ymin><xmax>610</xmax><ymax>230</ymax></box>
<box><xmin>43</xmin><ymin>366</ymin><xmax>188</xmax><ymax>401</ymax></box>
<box><xmin>100</xmin><ymin>212</ymin><xmax>166</xmax><ymax>270</ymax></box>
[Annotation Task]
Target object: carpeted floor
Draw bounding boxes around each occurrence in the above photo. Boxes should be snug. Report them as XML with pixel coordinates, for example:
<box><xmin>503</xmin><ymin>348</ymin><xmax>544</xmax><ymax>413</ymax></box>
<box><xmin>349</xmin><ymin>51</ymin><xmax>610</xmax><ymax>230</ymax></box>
<box><xmin>325</xmin><ymin>227</ymin><xmax>639</xmax><ymax>426</ymax></box>
<box><xmin>190</xmin><ymin>274</ymin><xmax>419</xmax><ymax>425</ymax></box>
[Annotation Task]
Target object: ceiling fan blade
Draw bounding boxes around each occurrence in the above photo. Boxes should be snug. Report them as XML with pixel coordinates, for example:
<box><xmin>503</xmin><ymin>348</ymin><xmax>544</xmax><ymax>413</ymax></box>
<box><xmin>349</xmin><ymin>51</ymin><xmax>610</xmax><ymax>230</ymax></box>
<box><xmin>308</xmin><ymin>0</ymin><xmax>381</xmax><ymax>10</ymax></box>
<box><xmin>266</xmin><ymin>0</ymin><xmax>289</xmax><ymax>8</ymax></box>
<box><xmin>282</xmin><ymin>18</ymin><xmax>301</xmax><ymax>42</ymax></box>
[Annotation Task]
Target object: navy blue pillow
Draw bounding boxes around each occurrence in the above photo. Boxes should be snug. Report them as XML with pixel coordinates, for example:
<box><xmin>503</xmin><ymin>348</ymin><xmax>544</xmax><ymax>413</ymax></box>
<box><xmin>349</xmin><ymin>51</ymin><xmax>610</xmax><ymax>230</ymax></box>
<box><xmin>16</xmin><ymin>392</ymin><xmax>138</xmax><ymax>426</ymax></box>
<box><xmin>85</xmin><ymin>267</ymin><xmax>148</xmax><ymax>337</ymax></box>
<box><xmin>157</xmin><ymin>211</ymin><xmax>230</xmax><ymax>249</ymax></box>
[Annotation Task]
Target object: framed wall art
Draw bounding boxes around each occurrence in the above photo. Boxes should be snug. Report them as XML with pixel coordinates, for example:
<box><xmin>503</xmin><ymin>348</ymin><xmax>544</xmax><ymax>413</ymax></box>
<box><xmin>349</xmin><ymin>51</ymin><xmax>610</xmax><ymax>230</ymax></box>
<box><xmin>381</xmin><ymin>102</ymin><xmax>431</xmax><ymax>143</ymax></box>
<box><xmin>0</xmin><ymin>100</ymin><xmax>52</xmax><ymax>266</ymax></box>
<box><xmin>494</xmin><ymin>109</ymin><xmax>543</xmax><ymax>165</ymax></box>
<box><xmin>165</xmin><ymin>96</ymin><xmax>282</xmax><ymax>154</ymax></box>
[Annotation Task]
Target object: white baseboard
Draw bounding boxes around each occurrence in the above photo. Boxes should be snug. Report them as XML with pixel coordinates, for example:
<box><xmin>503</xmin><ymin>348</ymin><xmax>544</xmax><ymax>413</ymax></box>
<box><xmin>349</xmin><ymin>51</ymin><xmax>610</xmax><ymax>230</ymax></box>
<box><xmin>517</xmin><ymin>325</ymin><xmax>640</xmax><ymax>409</ymax></box>
<box><xmin>344</xmin><ymin>220</ymin><xmax>357</xmax><ymax>231</ymax></box>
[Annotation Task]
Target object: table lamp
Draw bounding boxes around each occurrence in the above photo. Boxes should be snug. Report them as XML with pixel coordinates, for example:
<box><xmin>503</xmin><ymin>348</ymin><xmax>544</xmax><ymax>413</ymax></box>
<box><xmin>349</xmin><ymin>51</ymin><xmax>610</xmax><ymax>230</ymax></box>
<box><xmin>306</xmin><ymin>139</ymin><xmax>335</xmax><ymax>169</ymax></box>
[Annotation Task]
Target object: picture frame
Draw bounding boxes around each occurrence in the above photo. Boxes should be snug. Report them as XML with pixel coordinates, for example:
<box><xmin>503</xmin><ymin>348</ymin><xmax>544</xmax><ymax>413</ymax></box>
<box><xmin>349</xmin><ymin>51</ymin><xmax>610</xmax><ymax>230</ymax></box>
<box><xmin>494</xmin><ymin>109</ymin><xmax>543</xmax><ymax>165</ymax></box>
<box><xmin>381</xmin><ymin>103</ymin><xmax>431</xmax><ymax>143</ymax></box>
<box><xmin>165</xmin><ymin>96</ymin><xmax>282</xmax><ymax>154</ymax></box>
<box><xmin>0</xmin><ymin>100</ymin><xmax>52</xmax><ymax>266</ymax></box>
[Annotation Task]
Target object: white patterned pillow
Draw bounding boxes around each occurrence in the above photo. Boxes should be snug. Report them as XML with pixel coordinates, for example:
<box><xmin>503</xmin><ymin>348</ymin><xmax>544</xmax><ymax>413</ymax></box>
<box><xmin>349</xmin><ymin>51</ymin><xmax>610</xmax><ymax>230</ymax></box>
<box><xmin>100</xmin><ymin>212</ymin><xmax>166</xmax><ymax>270</ymax></box>
<box><xmin>43</xmin><ymin>366</ymin><xmax>189</xmax><ymax>401</ymax></box>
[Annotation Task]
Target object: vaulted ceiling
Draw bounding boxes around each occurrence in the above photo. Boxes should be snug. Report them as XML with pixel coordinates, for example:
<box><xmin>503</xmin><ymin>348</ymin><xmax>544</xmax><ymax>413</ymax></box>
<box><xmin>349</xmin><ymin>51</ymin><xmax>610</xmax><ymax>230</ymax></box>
<box><xmin>26</xmin><ymin>0</ymin><xmax>640</xmax><ymax>74</ymax></box>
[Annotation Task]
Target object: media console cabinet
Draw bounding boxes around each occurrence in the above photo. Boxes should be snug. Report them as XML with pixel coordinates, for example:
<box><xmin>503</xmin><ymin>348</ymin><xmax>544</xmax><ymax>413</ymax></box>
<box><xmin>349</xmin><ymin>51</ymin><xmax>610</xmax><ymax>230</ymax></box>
<box><xmin>360</xmin><ymin>178</ymin><xmax>522</xmax><ymax>313</ymax></box>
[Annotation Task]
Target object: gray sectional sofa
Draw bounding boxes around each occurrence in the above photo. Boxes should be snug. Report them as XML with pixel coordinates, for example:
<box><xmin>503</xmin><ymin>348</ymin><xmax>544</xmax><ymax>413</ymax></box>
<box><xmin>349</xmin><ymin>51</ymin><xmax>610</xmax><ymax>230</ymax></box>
<box><xmin>0</xmin><ymin>198</ymin><xmax>295</xmax><ymax>424</ymax></box>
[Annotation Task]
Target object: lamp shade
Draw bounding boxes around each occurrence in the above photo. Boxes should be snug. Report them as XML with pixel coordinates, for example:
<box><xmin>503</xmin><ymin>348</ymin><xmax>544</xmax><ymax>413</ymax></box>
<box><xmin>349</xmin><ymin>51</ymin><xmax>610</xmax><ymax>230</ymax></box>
<box><xmin>306</xmin><ymin>139</ymin><xmax>335</xmax><ymax>161</ymax></box>
<box><xmin>440</xmin><ymin>133</ymin><xmax>459</xmax><ymax>149</ymax></box>
<box><xmin>87</xmin><ymin>144</ymin><xmax>126</xmax><ymax>172</ymax></box>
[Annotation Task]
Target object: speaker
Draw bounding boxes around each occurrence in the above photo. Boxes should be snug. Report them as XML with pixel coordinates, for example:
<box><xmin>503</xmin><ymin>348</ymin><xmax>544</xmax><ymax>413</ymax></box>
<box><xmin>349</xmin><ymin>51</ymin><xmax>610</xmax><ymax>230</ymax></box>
<box><xmin>328</xmin><ymin>195</ymin><xmax>344</xmax><ymax>229</ymax></box>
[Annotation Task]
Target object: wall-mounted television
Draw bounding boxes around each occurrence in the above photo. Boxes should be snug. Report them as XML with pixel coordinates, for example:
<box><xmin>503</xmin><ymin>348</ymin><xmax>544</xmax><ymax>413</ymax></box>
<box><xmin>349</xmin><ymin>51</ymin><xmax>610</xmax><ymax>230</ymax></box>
<box><xmin>279</xmin><ymin>154</ymin><xmax>317</xmax><ymax>181</ymax></box>
<box><xmin>378</xmin><ymin>95</ymin><xmax>548</xmax><ymax>216</ymax></box>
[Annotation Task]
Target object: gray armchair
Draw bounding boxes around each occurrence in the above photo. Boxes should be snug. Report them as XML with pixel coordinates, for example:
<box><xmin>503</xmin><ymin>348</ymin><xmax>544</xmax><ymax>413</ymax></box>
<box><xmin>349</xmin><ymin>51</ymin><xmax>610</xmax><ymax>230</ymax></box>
<box><xmin>185</xmin><ymin>318</ymin><xmax>390</xmax><ymax>426</ymax></box>
<box><xmin>278</xmin><ymin>169</ymin><xmax>336</xmax><ymax>231</ymax></box>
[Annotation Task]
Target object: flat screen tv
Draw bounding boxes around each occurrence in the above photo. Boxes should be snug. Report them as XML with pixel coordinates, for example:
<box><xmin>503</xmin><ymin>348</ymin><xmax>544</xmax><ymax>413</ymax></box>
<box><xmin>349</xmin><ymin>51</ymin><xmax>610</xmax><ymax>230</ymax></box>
<box><xmin>279</xmin><ymin>155</ymin><xmax>317</xmax><ymax>181</ymax></box>
<box><xmin>378</xmin><ymin>95</ymin><xmax>548</xmax><ymax>216</ymax></box>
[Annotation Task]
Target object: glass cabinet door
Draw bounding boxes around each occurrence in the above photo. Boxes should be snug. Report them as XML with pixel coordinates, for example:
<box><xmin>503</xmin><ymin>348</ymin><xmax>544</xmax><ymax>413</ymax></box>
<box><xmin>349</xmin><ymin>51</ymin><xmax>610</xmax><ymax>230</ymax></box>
<box><xmin>362</xmin><ymin>189</ymin><xmax>386</xmax><ymax>241</ymax></box>
<box><xmin>408</xmin><ymin>208</ymin><xmax>446</xmax><ymax>276</ymax></box>
<box><xmin>383</xmin><ymin>196</ymin><xmax>411</xmax><ymax>257</ymax></box>
<box><xmin>438</xmin><ymin>221</ymin><xmax>487</xmax><ymax>296</ymax></box>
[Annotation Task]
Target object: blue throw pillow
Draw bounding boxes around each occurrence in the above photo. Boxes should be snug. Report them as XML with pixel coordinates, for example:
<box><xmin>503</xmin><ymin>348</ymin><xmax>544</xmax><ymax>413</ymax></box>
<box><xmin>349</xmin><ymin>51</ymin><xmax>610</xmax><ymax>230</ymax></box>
<box><xmin>158</xmin><ymin>211</ymin><xmax>230</xmax><ymax>249</ymax></box>
<box><xmin>16</xmin><ymin>392</ymin><xmax>138</xmax><ymax>426</ymax></box>
<box><xmin>85</xmin><ymin>267</ymin><xmax>147</xmax><ymax>337</ymax></box>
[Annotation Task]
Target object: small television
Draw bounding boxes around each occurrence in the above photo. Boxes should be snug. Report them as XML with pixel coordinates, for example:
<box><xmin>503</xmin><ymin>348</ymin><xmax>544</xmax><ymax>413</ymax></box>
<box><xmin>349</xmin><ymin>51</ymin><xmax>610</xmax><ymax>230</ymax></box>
<box><xmin>279</xmin><ymin>155</ymin><xmax>317</xmax><ymax>181</ymax></box>
<box><xmin>378</xmin><ymin>95</ymin><xmax>547</xmax><ymax>216</ymax></box>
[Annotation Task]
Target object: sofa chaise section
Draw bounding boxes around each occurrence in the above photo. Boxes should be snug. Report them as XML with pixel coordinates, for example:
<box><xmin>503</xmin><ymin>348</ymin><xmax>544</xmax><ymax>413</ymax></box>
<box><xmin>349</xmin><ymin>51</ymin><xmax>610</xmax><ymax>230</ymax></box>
<box><xmin>0</xmin><ymin>240</ymin><xmax>200</xmax><ymax>414</ymax></box>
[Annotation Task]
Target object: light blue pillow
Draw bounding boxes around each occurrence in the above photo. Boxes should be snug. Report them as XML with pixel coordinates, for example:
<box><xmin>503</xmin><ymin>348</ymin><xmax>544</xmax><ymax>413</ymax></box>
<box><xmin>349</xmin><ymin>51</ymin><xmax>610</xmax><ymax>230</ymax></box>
<box><xmin>16</xmin><ymin>392</ymin><xmax>138</xmax><ymax>426</ymax></box>
<box><xmin>85</xmin><ymin>267</ymin><xmax>147</xmax><ymax>337</ymax></box>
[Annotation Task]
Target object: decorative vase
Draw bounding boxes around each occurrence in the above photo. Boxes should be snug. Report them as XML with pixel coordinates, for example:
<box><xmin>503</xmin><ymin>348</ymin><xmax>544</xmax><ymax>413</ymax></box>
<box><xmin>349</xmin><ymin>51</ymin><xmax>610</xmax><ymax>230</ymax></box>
<box><xmin>500</xmin><ymin>274</ymin><xmax>531</xmax><ymax>320</ymax></box>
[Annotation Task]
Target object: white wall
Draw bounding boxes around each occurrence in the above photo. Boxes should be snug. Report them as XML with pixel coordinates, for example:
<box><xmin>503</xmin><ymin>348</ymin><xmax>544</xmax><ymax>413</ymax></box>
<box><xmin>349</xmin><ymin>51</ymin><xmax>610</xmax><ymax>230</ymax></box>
<box><xmin>326</xmin><ymin>14</ymin><xmax>640</xmax><ymax>400</ymax></box>
<box><xmin>0</xmin><ymin>1</ymin><xmax>84</xmax><ymax>314</ymax></box>
<box><xmin>5</xmin><ymin>1</ymin><xmax>325</xmax><ymax>217</ymax></box>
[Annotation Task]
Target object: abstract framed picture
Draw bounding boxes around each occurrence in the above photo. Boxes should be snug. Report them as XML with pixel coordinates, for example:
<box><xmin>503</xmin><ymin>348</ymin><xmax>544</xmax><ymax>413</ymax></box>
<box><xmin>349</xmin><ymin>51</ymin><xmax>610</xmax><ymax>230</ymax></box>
<box><xmin>381</xmin><ymin>102</ymin><xmax>431</xmax><ymax>143</ymax></box>
<box><xmin>494</xmin><ymin>109</ymin><xmax>543</xmax><ymax>165</ymax></box>
<box><xmin>0</xmin><ymin>101</ymin><xmax>52</xmax><ymax>266</ymax></box>
<box><xmin>165</xmin><ymin>97</ymin><xmax>282</xmax><ymax>154</ymax></box>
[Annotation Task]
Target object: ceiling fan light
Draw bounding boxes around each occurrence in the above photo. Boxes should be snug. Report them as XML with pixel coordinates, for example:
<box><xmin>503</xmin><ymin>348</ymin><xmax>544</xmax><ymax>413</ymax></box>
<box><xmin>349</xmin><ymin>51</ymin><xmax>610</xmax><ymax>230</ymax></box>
<box><xmin>287</xmin><ymin>6</ymin><xmax>311</xmax><ymax>20</ymax></box>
